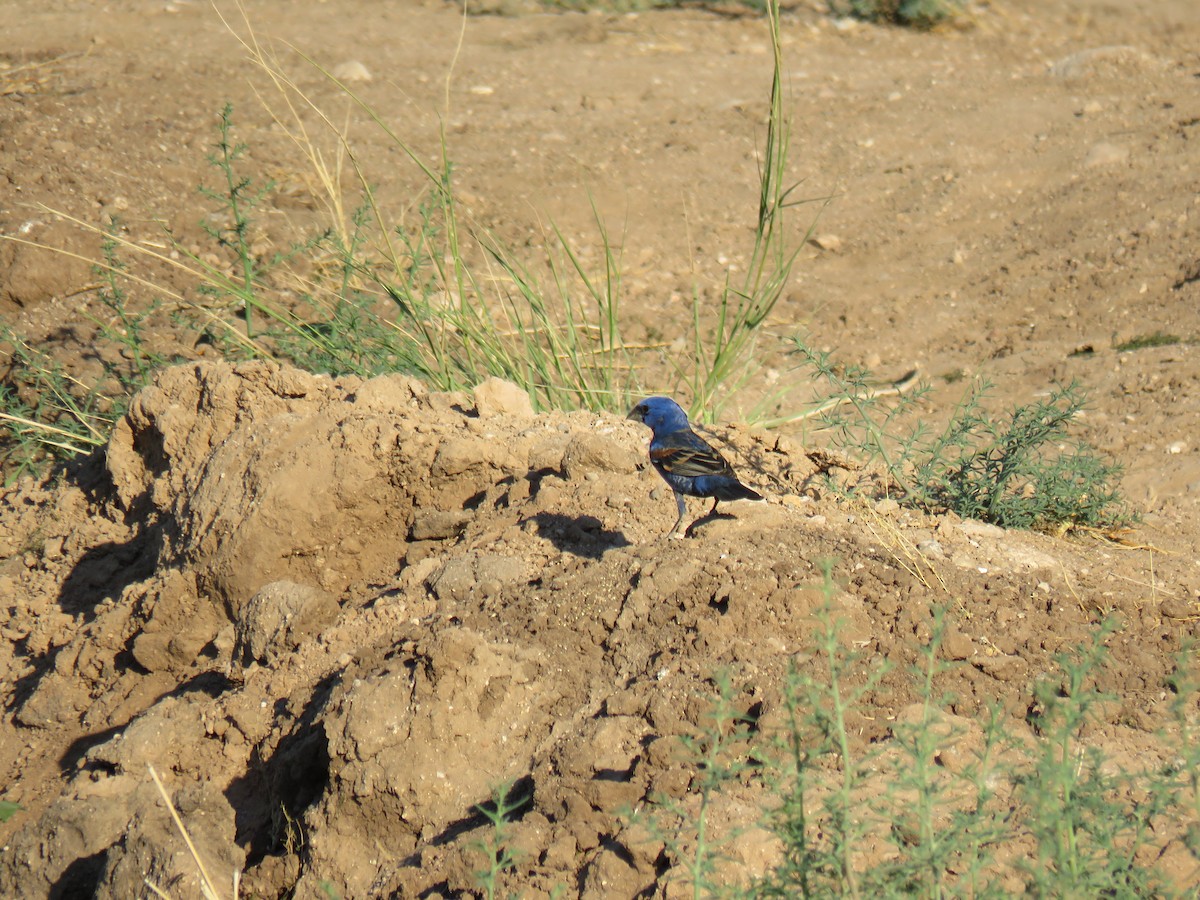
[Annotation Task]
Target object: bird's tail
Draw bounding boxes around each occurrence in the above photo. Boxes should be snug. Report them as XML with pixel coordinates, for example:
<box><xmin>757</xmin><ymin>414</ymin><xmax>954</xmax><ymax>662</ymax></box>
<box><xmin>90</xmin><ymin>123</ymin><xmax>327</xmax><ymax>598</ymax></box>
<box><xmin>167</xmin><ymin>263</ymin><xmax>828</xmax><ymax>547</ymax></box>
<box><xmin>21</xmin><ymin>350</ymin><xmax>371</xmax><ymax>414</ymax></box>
<box><xmin>720</xmin><ymin>482</ymin><xmax>763</xmax><ymax>502</ymax></box>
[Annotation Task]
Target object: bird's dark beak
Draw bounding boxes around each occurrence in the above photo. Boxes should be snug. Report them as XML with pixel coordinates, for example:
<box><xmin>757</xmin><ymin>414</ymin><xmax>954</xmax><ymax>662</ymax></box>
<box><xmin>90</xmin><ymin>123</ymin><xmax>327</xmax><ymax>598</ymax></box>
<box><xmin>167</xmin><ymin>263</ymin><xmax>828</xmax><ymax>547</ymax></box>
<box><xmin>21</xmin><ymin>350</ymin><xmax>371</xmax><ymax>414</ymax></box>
<box><xmin>627</xmin><ymin>404</ymin><xmax>645</xmax><ymax>423</ymax></box>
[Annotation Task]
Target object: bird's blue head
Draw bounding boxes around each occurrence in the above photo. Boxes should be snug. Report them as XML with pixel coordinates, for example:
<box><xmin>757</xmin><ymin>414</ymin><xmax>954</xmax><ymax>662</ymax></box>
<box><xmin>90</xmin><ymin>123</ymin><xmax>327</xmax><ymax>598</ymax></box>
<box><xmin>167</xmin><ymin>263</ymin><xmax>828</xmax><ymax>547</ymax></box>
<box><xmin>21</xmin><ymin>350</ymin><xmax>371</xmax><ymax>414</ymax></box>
<box><xmin>628</xmin><ymin>396</ymin><xmax>691</xmax><ymax>435</ymax></box>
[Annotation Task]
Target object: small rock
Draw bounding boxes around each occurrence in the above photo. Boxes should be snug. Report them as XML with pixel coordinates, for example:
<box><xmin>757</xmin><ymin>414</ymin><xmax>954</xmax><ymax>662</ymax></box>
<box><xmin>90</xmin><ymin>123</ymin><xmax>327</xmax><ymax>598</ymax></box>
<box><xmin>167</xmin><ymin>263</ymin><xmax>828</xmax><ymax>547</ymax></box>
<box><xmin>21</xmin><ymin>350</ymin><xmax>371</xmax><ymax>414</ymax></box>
<box><xmin>1084</xmin><ymin>142</ymin><xmax>1129</xmax><ymax>168</ymax></box>
<box><xmin>428</xmin><ymin>557</ymin><xmax>477</xmax><ymax>605</ymax></box>
<box><xmin>917</xmin><ymin>539</ymin><xmax>944</xmax><ymax>558</ymax></box>
<box><xmin>942</xmin><ymin>628</ymin><xmax>973</xmax><ymax>661</ymax></box>
<box><xmin>958</xmin><ymin>520</ymin><xmax>1005</xmax><ymax>539</ymax></box>
<box><xmin>234</xmin><ymin>581</ymin><xmax>340</xmax><ymax>667</ymax></box>
<box><xmin>409</xmin><ymin>510</ymin><xmax>472</xmax><ymax>541</ymax></box>
<box><xmin>474</xmin><ymin>554</ymin><xmax>528</xmax><ymax>595</ymax></box>
<box><xmin>811</xmin><ymin>233</ymin><xmax>842</xmax><ymax>252</ymax></box>
<box><xmin>1160</xmin><ymin>597</ymin><xmax>1197</xmax><ymax>620</ymax></box>
<box><xmin>1050</xmin><ymin>45</ymin><xmax>1158</xmax><ymax>80</ymax></box>
<box><xmin>473</xmin><ymin>377</ymin><xmax>534</xmax><ymax>419</ymax></box>
<box><xmin>972</xmin><ymin>652</ymin><xmax>1027</xmax><ymax>682</ymax></box>
<box><xmin>874</xmin><ymin>498</ymin><xmax>899</xmax><ymax>516</ymax></box>
<box><xmin>561</xmin><ymin>432</ymin><xmax>638</xmax><ymax>479</ymax></box>
<box><xmin>331</xmin><ymin>60</ymin><xmax>372</xmax><ymax>83</ymax></box>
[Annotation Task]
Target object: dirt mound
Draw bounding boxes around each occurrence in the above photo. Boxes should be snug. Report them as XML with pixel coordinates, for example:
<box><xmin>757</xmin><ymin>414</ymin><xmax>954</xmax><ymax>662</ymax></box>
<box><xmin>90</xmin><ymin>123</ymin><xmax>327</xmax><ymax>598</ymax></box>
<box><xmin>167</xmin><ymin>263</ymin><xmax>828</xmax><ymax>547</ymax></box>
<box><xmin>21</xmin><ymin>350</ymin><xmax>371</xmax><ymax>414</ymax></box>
<box><xmin>2</xmin><ymin>361</ymin><xmax>1196</xmax><ymax>896</ymax></box>
<box><xmin>4</xmin><ymin>0</ymin><xmax>1200</xmax><ymax>892</ymax></box>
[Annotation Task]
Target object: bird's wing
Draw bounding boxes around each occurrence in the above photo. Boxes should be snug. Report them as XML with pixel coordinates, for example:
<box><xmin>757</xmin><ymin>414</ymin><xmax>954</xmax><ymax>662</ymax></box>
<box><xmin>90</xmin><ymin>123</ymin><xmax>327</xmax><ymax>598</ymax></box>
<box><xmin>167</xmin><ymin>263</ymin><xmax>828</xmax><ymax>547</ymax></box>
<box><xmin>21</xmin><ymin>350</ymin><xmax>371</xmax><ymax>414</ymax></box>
<box><xmin>650</xmin><ymin>430</ymin><xmax>735</xmax><ymax>479</ymax></box>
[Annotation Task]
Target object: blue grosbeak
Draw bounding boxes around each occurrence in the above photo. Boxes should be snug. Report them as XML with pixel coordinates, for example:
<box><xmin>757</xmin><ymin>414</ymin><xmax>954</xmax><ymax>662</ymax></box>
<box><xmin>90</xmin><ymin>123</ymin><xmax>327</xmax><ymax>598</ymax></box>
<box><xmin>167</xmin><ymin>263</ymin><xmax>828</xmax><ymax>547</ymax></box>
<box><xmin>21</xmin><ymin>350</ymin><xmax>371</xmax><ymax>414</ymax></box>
<box><xmin>628</xmin><ymin>396</ymin><xmax>763</xmax><ymax>538</ymax></box>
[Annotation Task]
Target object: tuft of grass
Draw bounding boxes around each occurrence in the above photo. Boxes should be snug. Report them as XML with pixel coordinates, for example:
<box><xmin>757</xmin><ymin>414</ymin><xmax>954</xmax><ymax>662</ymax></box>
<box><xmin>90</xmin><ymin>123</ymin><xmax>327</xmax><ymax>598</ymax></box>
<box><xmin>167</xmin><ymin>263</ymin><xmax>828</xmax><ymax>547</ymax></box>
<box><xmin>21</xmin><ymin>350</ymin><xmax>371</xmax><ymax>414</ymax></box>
<box><xmin>1113</xmin><ymin>331</ymin><xmax>1183</xmax><ymax>353</ymax></box>
<box><xmin>681</xmin><ymin>0</ymin><xmax>820</xmax><ymax>424</ymax></box>
<box><xmin>2</xmin><ymin>0</ymin><xmax>814</xmax><ymax>478</ymax></box>
<box><xmin>0</xmin><ymin>222</ymin><xmax>173</xmax><ymax>481</ymax></box>
<box><xmin>0</xmin><ymin>800</ymin><xmax>21</xmax><ymax>823</ymax></box>
<box><xmin>792</xmin><ymin>341</ymin><xmax>1131</xmax><ymax>532</ymax></box>
<box><xmin>0</xmin><ymin>328</ymin><xmax>117</xmax><ymax>478</ymax></box>
<box><xmin>828</xmin><ymin>0</ymin><xmax>968</xmax><ymax>28</ymax></box>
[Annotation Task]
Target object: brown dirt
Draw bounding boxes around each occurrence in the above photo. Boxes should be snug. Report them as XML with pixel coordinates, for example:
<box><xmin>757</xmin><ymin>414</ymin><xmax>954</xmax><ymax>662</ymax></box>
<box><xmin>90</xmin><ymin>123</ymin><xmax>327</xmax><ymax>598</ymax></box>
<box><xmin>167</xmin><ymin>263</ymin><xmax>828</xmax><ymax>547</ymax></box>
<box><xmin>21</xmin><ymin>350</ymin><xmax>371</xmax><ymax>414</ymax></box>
<box><xmin>2</xmin><ymin>0</ymin><xmax>1200</xmax><ymax>897</ymax></box>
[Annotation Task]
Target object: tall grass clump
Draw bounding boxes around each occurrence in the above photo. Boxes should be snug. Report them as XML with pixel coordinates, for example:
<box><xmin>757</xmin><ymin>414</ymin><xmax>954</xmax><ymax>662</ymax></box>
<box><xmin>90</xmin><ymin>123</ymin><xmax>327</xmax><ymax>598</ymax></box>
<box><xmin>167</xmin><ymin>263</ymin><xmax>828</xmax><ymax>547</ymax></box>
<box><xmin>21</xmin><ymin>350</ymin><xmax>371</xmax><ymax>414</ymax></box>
<box><xmin>2</xmin><ymin>0</ymin><xmax>814</xmax><ymax>480</ymax></box>
<box><xmin>682</xmin><ymin>0</ymin><xmax>818</xmax><ymax>423</ymax></box>
<box><xmin>0</xmin><ymin>222</ymin><xmax>168</xmax><ymax>480</ymax></box>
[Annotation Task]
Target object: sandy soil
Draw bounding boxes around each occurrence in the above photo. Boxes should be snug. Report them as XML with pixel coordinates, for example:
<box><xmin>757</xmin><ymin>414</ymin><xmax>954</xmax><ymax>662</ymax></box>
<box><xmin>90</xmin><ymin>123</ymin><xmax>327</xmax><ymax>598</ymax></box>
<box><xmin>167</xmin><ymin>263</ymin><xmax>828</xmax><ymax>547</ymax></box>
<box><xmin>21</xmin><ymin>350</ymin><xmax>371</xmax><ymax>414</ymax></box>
<box><xmin>2</xmin><ymin>0</ymin><xmax>1200</xmax><ymax>896</ymax></box>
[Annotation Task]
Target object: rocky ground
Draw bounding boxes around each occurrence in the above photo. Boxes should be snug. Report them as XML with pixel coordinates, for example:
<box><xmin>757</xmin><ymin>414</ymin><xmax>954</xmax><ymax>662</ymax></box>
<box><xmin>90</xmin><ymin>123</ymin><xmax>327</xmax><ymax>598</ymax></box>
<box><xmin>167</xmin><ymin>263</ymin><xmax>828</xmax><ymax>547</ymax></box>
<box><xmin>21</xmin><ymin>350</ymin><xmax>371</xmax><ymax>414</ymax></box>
<box><xmin>2</xmin><ymin>0</ymin><xmax>1200</xmax><ymax>897</ymax></box>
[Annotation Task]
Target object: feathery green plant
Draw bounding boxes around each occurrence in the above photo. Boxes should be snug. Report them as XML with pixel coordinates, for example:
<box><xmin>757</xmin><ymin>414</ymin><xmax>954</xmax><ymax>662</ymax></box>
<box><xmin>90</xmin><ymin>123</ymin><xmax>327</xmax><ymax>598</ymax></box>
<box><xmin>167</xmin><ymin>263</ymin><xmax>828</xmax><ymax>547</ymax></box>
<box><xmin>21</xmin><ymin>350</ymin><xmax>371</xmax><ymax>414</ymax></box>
<box><xmin>792</xmin><ymin>341</ymin><xmax>1130</xmax><ymax>531</ymax></box>
<box><xmin>828</xmin><ymin>0</ymin><xmax>967</xmax><ymax>28</ymax></box>
<box><xmin>633</xmin><ymin>668</ymin><xmax>758</xmax><ymax>899</ymax></box>
<box><xmin>472</xmin><ymin>780</ymin><xmax>527</xmax><ymax>900</ymax></box>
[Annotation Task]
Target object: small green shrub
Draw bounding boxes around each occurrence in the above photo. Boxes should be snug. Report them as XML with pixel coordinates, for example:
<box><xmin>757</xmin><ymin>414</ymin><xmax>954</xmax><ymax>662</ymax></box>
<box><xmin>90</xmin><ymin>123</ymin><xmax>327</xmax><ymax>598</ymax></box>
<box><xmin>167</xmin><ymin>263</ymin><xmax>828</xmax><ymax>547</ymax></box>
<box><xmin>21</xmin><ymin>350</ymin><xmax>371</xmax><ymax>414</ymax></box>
<box><xmin>792</xmin><ymin>341</ymin><xmax>1131</xmax><ymax>532</ymax></box>
<box><xmin>0</xmin><ymin>222</ymin><xmax>175</xmax><ymax>480</ymax></box>
<box><xmin>1017</xmin><ymin>619</ymin><xmax>1171</xmax><ymax>895</ymax></box>
<box><xmin>828</xmin><ymin>0</ymin><xmax>967</xmax><ymax>28</ymax></box>
<box><xmin>472</xmin><ymin>780</ymin><xmax>528</xmax><ymax>900</ymax></box>
<box><xmin>643</xmin><ymin>576</ymin><xmax>1200</xmax><ymax>896</ymax></box>
<box><xmin>633</xmin><ymin>668</ymin><xmax>758</xmax><ymax>898</ymax></box>
<box><xmin>1113</xmin><ymin>331</ymin><xmax>1183</xmax><ymax>353</ymax></box>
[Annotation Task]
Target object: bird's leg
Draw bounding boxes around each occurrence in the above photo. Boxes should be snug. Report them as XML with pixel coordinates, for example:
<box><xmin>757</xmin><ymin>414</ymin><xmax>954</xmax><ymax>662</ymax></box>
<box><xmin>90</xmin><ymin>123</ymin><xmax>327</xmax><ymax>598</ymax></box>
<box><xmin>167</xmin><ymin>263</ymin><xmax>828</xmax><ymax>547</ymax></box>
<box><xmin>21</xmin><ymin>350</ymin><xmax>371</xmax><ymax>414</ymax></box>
<box><xmin>668</xmin><ymin>492</ymin><xmax>688</xmax><ymax>539</ymax></box>
<box><xmin>709</xmin><ymin>497</ymin><xmax>720</xmax><ymax>515</ymax></box>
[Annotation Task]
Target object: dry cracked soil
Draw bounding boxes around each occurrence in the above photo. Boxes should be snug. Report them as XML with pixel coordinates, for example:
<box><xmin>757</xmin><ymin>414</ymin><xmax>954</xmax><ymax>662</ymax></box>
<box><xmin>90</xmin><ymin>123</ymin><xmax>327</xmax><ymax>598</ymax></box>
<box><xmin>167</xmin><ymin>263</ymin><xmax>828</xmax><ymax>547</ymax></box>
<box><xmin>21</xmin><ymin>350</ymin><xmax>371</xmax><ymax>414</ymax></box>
<box><xmin>2</xmin><ymin>0</ymin><xmax>1200</xmax><ymax>897</ymax></box>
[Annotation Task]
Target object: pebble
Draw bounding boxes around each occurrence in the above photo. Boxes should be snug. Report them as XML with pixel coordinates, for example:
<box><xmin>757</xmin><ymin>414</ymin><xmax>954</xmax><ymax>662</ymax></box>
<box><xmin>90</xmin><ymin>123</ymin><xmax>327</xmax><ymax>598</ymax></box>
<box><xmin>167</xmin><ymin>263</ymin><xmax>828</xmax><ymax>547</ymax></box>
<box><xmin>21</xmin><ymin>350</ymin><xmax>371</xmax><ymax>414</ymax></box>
<box><xmin>1084</xmin><ymin>142</ymin><xmax>1129</xmax><ymax>168</ymax></box>
<box><xmin>474</xmin><ymin>378</ymin><xmax>534</xmax><ymax>419</ymax></box>
<box><xmin>410</xmin><ymin>510</ymin><xmax>472</xmax><ymax>541</ymax></box>
<box><xmin>1160</xmin><ymin>597</ymin><xmax>1197</xmax><ymax>620</ymax></box>
<box><xmin>331</xmin><ymin>60</ymin><xmax>372</xmax><ymax>83</ymax></box>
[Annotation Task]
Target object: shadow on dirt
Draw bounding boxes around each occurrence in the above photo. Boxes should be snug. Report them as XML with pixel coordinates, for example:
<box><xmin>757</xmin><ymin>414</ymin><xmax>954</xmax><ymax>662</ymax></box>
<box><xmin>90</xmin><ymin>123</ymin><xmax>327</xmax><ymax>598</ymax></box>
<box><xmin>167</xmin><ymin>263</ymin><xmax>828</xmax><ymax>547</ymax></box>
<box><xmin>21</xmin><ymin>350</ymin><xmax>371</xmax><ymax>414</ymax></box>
<box><xmin>57</xmin><ymin>669</ymin><xmax>233</xmax><ymax>773</ymax></box>
<box><xmin>56</xmin><ymin>533</ymin><xmax>160</xmax><ymax>619</ymax></box>
<box><xmin>231</xmin><ymin>670</ymin><xmax>339</xmax><ymax>867</ymax></box>
<box><xmin>526</xmin><ymin>512</ymin><xmax>631</xmax><ymax>559</ymax></box>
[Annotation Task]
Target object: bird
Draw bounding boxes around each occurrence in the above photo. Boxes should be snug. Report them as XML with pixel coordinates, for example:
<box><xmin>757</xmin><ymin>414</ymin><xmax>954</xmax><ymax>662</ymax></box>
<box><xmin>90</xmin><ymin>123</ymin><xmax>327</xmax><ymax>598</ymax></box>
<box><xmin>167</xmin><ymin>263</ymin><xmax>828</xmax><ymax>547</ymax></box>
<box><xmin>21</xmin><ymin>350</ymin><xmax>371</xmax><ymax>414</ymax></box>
<box><xmin>628</xmin><ymin>396</ymin><xmax>763</xmax><ymax>538</ymax></box>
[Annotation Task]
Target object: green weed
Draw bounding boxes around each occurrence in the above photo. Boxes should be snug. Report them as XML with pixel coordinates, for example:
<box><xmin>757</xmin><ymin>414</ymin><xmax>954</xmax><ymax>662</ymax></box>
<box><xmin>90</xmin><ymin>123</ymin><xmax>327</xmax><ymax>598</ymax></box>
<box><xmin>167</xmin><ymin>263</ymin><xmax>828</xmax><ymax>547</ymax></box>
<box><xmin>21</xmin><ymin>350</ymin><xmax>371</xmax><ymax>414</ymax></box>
<box><xmin>751</xmin><ymin>560</ymin><xmax>891</xmax><ymax>898</ymax></box>
<box><xmin>198</xmin><ymin>102</ymin><xmax>276</xmax><ymax>340</ymax></box>
<box><xmin>828</xmin><ymin>0</ymin><xmax>968</xmax><ymax>28</ymax></box>
<box><xmin>792</xmin><ymin>341</ymin><xmax>1130</xmax><ymax>531</ymax></box>
<box><xmin>472</xmin><ymin>780</ymin><xmax>528</xmax><ymax>900</ymax></box>
<box><xmin>1113</xmin><ymin>331</ymin><xmax>1183</xmax><ymax>353</ymax></box>
<box><xmin>682</xmin><ymin>0</ymin><xmax>820</xmax><ymax>423</ymax></box>
<box><xmin>642</xmin><ymin>574</ymin><xmax>1200</xmax><ymax>896</ymax></box>
<box><xmin>641</xmin><ymin>669</ymin><xmax>758</xmax><ymax>898</ymax></box>
<box><xmin>1018</xmin><ymin>619</ymin><xmax>1170</xmax><ymax>895</ymax></box>
<box><xmin>0</xmin><ymin>223</ymin><xmax>171</xmax><ymax>480</ymax></box>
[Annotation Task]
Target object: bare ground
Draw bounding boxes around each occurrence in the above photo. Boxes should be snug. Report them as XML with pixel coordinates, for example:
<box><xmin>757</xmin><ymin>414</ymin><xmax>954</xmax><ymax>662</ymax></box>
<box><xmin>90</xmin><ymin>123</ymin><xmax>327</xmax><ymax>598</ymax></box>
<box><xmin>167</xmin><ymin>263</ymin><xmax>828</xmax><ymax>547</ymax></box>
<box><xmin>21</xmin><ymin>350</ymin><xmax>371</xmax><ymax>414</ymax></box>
<box><xmin>2</xmin><ymin>0</ymin><xmax>1200</xmax><ymax>896</ymax></box>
